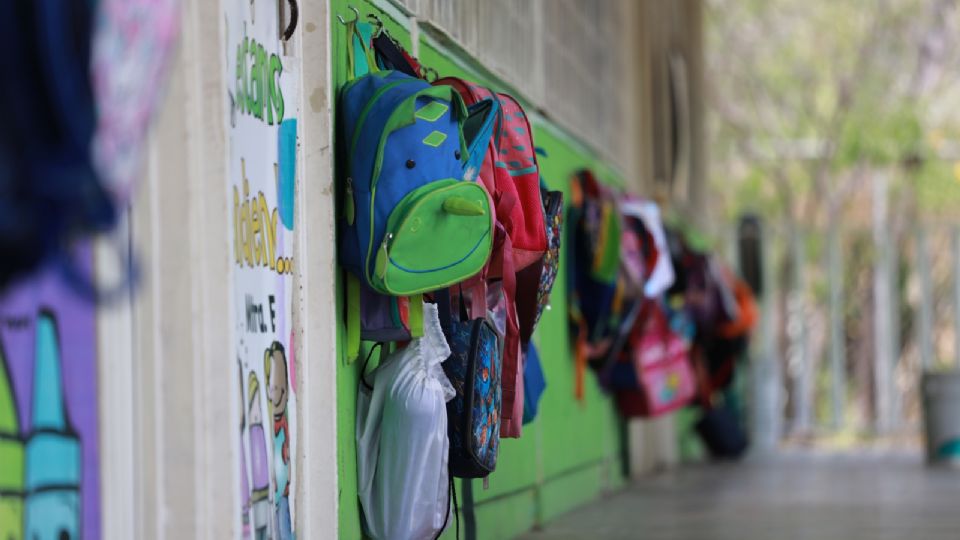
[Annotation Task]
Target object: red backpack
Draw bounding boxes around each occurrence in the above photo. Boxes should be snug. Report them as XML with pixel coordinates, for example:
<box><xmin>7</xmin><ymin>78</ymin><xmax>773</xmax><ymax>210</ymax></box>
<box><xmin>435</xmin><ymin>77</ymin><xmax>548</xmax><ymax>438</ymax></box>
<box><xmin>434</xmin><ymin>77</ymin><xmax>547</xmax><ymax>270</ymax></box>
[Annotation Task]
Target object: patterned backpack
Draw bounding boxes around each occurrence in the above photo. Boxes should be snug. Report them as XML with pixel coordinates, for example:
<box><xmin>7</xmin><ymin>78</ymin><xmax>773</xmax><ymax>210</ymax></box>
<box><xmin>517</xmin><ymin>180</ymin><xmax>563</xmax><ymax>344</ymax></box>
<box><xmin>437</xmin><ymin>289</ymin><xmax>502</xmax><ymax>478</ymax></box>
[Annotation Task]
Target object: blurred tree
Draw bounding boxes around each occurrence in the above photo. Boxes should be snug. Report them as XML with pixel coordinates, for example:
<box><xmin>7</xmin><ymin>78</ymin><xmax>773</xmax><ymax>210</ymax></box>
<box><xmin>705</xmin><ymin>0</ymin><xmax>960</xmax><ymax>435</ymax></box>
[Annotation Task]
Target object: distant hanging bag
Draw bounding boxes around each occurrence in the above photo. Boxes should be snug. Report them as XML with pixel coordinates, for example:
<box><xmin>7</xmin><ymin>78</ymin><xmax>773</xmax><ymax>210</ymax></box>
<box><xmin>568</xmin><ymin>169</ymin><xmax>624</xmax><ymax>399</ymax></box>
<box><xmin>704</xmin><ymin>269</ymin><xmax>758</xmax><ymax>390</ymax></box>
<box><xmin>609</xmin><ymin>300</ymin><xmax>697</xmax><ymax>418</ymax></box>
<box><xmin>692</xmin><ymin>350</ymin><xmax>749</xmax><ymax>459</ymax></box>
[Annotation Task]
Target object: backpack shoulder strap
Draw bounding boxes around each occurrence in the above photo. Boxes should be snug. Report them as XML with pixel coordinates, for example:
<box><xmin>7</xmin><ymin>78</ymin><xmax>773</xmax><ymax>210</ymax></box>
<box><xmin>407</xmin><ymin>294</ymin><xmax>424</xmax><ymax>339</ymax></box>
<box><xmin>346</xmin><ymin>272</ymin><xmax>362</xmax><ymax>362</ymax></box>
<box><xmin>497</xmin><ymin>226</ymin><xmax>524</xmax><ymax>438</ymax></box>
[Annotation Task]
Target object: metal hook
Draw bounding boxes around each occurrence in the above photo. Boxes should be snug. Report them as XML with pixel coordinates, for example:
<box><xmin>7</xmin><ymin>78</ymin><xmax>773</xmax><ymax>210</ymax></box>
<box><xmin>337</xmin><ymin>6</ymin><xmax>360</xmax><ymax>26</ymax></box>
<box><xmin>337</xmin><ymin>5</ymin><xmax>360</xmax><ymax>25</ymax></box>
<box><xmin>281</xmin><ymin>0</ymin><xmax>299</xmax><ymax>41</ymax></box>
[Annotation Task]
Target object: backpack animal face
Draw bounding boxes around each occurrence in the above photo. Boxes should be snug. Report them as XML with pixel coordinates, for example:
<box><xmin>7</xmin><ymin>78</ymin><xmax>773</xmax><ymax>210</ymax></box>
<box><xmin>340</xmin><ymin>71</ymin><xmax>494</xmax><ymax>295</ymax></box>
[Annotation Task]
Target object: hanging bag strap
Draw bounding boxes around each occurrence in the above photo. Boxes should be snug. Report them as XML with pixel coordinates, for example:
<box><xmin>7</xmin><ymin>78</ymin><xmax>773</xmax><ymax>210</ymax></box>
<box><xmin>496</xmin><ymin>216</ymin><xmax>523</xmax><ymax>436</ymax></box>
<box><xmin>372</xmin><ymin>31</ymin><xmax>421</xmax><ymax>78</ymax></box>
<box><xmin>345</xmin><ymin>18</ymin><xmax>379</xmax><ymax>82</ymax></box>
<box><xmin>436</xmin><ymin>288</ymin><xmax>454</xmax><ymax>334</ymax></box>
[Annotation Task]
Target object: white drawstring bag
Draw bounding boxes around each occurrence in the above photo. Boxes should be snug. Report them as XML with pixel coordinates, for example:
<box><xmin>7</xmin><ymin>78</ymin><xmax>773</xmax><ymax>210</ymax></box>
<box><xmin>356</xmin><ymin>302</ymin><xmax>455</xmax><ymax>540</ymax></box>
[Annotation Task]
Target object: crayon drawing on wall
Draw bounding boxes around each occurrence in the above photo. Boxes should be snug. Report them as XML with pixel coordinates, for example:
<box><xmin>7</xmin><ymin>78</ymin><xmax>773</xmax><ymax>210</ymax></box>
<box><xmin>0</xmin><ymin>249</ymin><xmax>100</xmax><ymax>540</ymax></box>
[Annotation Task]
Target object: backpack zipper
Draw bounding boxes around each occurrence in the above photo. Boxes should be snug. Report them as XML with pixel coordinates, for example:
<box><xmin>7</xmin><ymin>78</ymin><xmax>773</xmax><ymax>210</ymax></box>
<box><xmin>374</xmin><ymin>233</ymin><xmax>393</xmax><ymax>280</ymax></box>
<box><xmin>344</xmin><ymin>177</ymin><xmax>355</xmax><ymax>225</ymax></box>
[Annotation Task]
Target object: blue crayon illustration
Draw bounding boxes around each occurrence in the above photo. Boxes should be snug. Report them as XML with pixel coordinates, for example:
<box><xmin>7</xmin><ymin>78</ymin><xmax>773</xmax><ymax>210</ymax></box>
<box><xmin>24</xmin><ymin>313</ymin><xmax>81</xmax><ymax>540</ymax></box>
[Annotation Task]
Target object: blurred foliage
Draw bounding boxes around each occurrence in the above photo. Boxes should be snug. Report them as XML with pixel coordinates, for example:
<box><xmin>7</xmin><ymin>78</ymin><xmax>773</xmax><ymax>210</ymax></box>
<box><xmin>835</xmin><ymin>103</ymin><xmax>925</xmax><ymax>168</ymax></box>
<box><xmin>706</xmin><ymin>0</ymin><xmax>960</xmax><ymax>224</ymax></box>
<box><xmin>705</xmin><ymin>0</ymin><xmax>960</xmax><ymax>435</ymax></box>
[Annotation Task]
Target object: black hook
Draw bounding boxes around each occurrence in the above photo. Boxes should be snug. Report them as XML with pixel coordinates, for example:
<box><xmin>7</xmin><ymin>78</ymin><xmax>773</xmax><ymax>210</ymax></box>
<box><xmin>282</xmin><ymin>0</ymin><xmax>299</xmax><ymax>41</ymax></box>
<box><xmin>367</xmin><ymin>13</ymin><xmax>384</xmax><ymax>35</ymax></box>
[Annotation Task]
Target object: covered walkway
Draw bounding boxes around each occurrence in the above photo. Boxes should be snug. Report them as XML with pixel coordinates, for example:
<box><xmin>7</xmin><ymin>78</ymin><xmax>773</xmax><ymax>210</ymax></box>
<box><xmin>520</xmin><ymin>450</ymin><xmax>960</xmax><ymax>540</ymax></box>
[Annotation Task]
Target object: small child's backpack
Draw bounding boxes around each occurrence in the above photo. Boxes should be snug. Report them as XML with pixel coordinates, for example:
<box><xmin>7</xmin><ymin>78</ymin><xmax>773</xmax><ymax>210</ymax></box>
<box><xmin>340</xmin><ymin>70</ymin><xmax>494</xmax><ymax>295</ymax></box>
<box><xmin>607</xmin><ymin>300</ymin><xmax>697</xmax><ymax>418</ymax></box>
<box><xmin>437</xmin><ymin>289</ymin><xmax>502</xmax><ymax>478</ymax></box>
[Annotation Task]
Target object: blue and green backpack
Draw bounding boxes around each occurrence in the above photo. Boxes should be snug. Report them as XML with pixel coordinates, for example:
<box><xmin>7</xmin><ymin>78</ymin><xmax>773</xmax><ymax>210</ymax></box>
<box><xmin>340</xmin><ymin>69</ymin><xmax>494</xmax><ymax>296</ymax></box>
<box><xmin>338</xmin><ymin>18</ymin><xmax>498</xmax><ymax>360</ymax></box>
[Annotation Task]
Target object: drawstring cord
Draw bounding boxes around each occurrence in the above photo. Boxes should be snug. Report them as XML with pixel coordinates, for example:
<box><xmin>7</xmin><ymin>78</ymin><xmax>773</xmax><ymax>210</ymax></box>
<box><xmin>360</xmin><ymin>343</ymin><xmax>383</xmax><ymax>391</ymax></box>
<box><xmin>434</xmin><ymin>466</ymin><xmax>461</xmax><ymax>540</ymax></box>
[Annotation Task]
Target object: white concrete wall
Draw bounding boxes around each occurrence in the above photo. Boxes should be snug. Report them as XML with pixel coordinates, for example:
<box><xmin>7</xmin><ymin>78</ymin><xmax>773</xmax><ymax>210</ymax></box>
<box><xmin>96</xmin><ymin>0</ymin><xmax>339</xmax><ymax>537</ymax></box>
<box><xmin>402</xmin><ymin>0</ymin><xmax>635</xmax><ymax>178</ymax></box>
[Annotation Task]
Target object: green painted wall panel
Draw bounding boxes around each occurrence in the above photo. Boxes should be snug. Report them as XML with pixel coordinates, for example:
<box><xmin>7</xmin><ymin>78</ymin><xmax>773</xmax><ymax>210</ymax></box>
<box><xmin>332</xmin><ymin>5</ymin><xmax>412</xmax><ymax>539</ymax></box>
<box><xmin>436</xmin><ymin>488</ymin><xmax>538</xmax><ymax>540</ymax></box>
<box><xmin>539</xmin><ymin>464</ymin><xmax>608</xmax><ymax>524</ymax></box>
<box><xmin>331</xmin><ymin>2</ymin><xmax>630</xmax><ymax>538</ymax></box>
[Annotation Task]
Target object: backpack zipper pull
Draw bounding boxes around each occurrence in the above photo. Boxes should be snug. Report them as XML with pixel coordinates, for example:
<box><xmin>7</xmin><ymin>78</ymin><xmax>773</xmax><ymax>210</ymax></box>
<box><xmin>344</xmin><ymin>177</ymin><xmax>355</xmax><ymax>225</ymax></box>
<box><xmin>374</xmin><ymin>233</ymin><xmax>393</xmax><ymax>280</ymax></box>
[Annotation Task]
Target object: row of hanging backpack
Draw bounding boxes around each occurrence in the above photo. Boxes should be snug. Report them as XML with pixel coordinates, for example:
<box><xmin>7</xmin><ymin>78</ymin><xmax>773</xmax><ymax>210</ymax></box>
<box><xmin>339</xmin><ymin>15</ymin><xmax>561</xmax><ymax>540</ymax></box>
<box><xmin>566</xmin><ymin>168</ymin><xmax>758</xmax><ymax>457</ymax></box>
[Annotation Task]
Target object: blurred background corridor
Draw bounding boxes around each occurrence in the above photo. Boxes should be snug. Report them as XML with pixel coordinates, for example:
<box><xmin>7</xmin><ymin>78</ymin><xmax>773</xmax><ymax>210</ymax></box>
<box><xmin>1</xmin><ymin>0</ymin><xmax>960</xmax><ymax>539</ymax></box>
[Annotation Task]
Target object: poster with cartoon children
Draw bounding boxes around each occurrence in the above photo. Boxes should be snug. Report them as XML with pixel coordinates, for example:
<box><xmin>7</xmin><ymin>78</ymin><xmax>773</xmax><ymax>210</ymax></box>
<box><xmin>225</xmin><ymin>1</ymin><xmax>299</xmax><ymax>539</ymax></box>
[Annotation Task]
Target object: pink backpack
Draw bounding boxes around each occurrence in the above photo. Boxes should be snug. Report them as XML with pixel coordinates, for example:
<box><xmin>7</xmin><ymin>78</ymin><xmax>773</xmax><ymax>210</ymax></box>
<box><xmin>615</xmin><ymin>301</ymin><xmax>696</xmax><ymax>417</ymax></box>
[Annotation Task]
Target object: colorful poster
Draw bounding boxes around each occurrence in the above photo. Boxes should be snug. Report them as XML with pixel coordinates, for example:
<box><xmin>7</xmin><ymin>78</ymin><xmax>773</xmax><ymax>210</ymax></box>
<box><xmin>0</xmin><ymin>251</ymin><xmax>100</xmax><ymax>540</ymax></box>
<box><xmin>224</xmin><ymin>2</ymin><xmax>298</xmax><ymax>539</ymax></box>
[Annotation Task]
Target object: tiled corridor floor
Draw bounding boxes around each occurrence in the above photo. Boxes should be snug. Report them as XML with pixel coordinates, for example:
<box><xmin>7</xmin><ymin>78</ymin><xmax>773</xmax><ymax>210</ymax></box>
<box><xmin>519</xmin><ymin>450</ymin><xmax>960</xmax><ymax>540</ymax></box>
